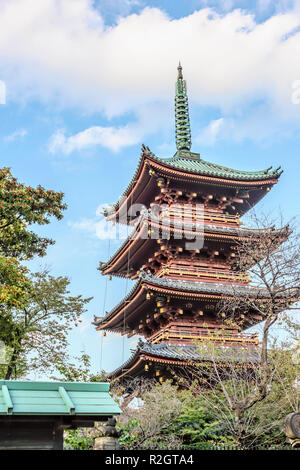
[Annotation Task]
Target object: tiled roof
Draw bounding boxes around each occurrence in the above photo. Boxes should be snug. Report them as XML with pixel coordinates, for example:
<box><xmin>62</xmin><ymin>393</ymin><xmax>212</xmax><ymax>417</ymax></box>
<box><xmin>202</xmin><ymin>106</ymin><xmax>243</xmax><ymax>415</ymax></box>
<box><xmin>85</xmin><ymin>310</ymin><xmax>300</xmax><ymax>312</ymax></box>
<box><xmin>99</xmin><ymin>213</ymin><xmax>288</xmax><ymax>272</ymax></box>
<box><xmin>106</xmin><ymin>148</ymin><xmax>282</xmax><ymax>217</ymax></box>
<box><xmin>141</xmin><ymin>272</ymin><xmax>262</xmax><ymax>296</ymax></box>
<box><xmin>108</xmin><ymin>341</ymin><xmax>260</xmax><ymax>378</ymax></box>
<box><xmin>93</xmin><ymin>273</ymin><xmax>266</xmax><ymax>326</ymax></box>
<box><xmin>0</xmin><ymin>380</ymin><xmax>121</xmax><ymax>416</ymax></box>
<box><xmin>141</xmin><ymin>342</ymin><xmax>260</xmax><ymax>362</ymax></box>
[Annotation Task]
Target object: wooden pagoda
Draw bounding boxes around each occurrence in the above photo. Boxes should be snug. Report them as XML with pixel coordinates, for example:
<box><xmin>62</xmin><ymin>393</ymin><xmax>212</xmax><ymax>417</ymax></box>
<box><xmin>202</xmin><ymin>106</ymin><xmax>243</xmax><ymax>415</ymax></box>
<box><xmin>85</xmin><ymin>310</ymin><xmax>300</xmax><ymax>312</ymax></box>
<box><xmin>94</xmin><ymin>64</ymin><xmax>284</xmax><ymax>385</ymax></box>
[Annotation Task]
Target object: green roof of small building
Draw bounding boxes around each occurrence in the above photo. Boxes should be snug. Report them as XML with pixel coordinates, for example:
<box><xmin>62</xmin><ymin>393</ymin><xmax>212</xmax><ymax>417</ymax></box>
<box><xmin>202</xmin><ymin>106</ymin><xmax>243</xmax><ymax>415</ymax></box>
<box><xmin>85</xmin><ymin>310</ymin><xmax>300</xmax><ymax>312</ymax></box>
<box><xmin>0</xmin><ymin>380</ymin><xmax>121</xmax><ymax>416</ymax></box>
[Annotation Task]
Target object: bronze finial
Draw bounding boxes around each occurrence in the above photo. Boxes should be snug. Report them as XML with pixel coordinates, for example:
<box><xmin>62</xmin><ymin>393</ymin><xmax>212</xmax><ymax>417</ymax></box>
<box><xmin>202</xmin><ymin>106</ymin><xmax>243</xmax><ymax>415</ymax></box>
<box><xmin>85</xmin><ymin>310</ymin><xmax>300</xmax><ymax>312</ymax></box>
<box><xmin>177</xmin><ymin>61</ymin><xmax>183</xmax><ymax>79</ymax></box>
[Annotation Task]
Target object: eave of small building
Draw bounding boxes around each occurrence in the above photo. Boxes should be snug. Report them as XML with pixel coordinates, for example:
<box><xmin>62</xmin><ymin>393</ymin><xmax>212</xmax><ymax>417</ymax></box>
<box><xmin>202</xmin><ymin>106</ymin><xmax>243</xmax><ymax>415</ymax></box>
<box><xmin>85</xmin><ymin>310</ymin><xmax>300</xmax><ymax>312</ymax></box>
<box><xmin>0</xmin><ymin>380</ymin><xmax>121</xmax><ymax>416</ymax></box>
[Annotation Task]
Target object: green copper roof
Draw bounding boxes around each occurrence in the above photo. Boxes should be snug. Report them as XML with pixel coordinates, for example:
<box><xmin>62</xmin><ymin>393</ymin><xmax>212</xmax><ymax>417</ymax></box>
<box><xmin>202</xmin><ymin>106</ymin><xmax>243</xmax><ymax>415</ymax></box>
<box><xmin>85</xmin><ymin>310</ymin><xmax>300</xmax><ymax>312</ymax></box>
<box><xmin>175</xmin><ymin>63</ymin><xmax>192</xmax><ymax>151</ymax></box>
<box><xmin>106</xmin><ymin>65</ymin><xmax>283</xmax><ymax>215</ymax></box>
<box><xmin>171</xmin><ymin>64</ymin><xmax>281</xmax><ymax>178</ymax></box>
<box><xmin>0</xmin><ymin>380</ymin><xmax>121</xmax><ymax>416</ymax></box>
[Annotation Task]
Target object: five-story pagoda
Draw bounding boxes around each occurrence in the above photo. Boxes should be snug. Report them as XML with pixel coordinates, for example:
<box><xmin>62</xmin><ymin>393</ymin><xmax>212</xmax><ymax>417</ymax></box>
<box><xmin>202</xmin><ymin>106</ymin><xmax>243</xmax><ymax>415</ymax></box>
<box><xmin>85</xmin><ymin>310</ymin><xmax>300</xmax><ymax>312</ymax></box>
<box><xmin>94</xmin><ymin>64</ymin><xmax>284</xmax><ymax>385</ymax></box>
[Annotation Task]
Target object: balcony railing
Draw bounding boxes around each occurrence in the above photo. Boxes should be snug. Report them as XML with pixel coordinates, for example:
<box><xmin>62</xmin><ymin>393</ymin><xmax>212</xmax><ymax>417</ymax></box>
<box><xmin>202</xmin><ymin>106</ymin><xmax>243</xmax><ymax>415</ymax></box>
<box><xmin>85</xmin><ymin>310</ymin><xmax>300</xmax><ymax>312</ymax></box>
<box><xmin>159</xmin><ymin>207</ymin><xmax>241</xmax><ymax>226</ymax></box>
<box><xmin>150</xmin><ymin>327</ymin><xmax>259</xmax><ymax>345</ymax></box>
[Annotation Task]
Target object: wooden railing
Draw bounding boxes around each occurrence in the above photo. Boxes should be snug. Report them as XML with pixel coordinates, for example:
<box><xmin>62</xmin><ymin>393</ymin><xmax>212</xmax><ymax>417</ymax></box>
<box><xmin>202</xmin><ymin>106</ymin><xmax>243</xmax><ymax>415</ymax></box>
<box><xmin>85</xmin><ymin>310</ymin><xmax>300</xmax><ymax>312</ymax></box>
<box><xmin>157</xmin><ymin>265</ymin><xmax>249</xmax><ymax>283</ymax></box>
<box><xmin>150</xmin><ymin>327</ymin><xmax>259</xmax><ymax>345</ymax></box>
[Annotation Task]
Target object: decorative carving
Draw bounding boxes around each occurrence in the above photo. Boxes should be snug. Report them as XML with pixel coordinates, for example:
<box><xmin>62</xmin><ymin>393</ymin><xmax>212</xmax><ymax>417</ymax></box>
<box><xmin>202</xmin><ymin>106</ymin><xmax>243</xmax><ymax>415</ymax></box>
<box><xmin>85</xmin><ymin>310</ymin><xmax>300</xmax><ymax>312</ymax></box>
<box><xmin>90</xmin><ymin>417</ymin><xmax>121</xmax><ymax>451</ymax></box>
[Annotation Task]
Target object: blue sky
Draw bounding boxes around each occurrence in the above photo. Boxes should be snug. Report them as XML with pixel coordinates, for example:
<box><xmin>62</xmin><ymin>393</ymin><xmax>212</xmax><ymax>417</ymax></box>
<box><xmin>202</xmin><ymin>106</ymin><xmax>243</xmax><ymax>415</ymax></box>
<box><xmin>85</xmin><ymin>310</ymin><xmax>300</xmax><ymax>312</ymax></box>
<box><xmin>0</xmin><ymin>0</ymin><xmax>300</xmax><ymax>377</ymax></box>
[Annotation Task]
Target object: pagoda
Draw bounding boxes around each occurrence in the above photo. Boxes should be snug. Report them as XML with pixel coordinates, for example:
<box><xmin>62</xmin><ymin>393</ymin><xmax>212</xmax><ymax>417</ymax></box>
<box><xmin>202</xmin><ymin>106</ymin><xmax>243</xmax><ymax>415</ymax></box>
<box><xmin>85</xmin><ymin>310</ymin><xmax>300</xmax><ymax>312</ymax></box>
<box><xmin>94</xmin><ymin>64</ymin><xmax>284</xmax><ymax>386</ymax></box>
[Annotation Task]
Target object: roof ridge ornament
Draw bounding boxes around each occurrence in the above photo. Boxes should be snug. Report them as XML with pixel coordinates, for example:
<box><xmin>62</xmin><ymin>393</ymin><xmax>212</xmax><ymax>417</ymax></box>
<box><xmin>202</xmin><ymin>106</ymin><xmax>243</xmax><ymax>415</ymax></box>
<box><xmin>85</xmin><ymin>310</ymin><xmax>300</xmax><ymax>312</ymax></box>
<box><xmin>175</xmin><ymin>62</ymin><xmax>192</xmax><ymax>152</ymax></box>
<box><xmin>141</xmin><ymin>143</ymin><xmax>154</xmax><ymax>157</ymax></box>
<box><xmin>177</xmin><ymin>61</ymin><xmax>183</xmax><ymax>79</ymax></box>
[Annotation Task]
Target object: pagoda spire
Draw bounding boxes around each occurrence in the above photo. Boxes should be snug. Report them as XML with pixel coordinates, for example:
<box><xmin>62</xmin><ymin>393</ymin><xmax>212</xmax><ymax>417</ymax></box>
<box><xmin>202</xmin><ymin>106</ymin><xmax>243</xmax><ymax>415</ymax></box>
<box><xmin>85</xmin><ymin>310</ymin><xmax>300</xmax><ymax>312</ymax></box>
<box><xmin>175</xmin><ymin>62</ymin><xmax>192</xmax><ymax>151</ymax></box>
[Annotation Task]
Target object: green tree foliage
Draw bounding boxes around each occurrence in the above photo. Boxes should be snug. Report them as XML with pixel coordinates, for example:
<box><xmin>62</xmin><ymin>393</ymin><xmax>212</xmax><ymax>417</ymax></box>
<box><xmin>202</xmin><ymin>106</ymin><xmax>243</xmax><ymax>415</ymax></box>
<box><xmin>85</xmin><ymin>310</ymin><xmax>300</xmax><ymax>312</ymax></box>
<box><xmin>53</xmin><ymin>351</ymin><xmax>107</xmax><ymax>383</ymax></box>
<box><xmin>246</xmin><ymin>343</ymin><xmax>299</xmax><ymax>446</ymax></box>
<box><xmin>118</xmin><ymin>418</ymin><xmax>140</xmax><ymax>448</ymax></box>
<box><xmin>118</xmin><ymin>320</ymin><xmax>299</xmax><ymax>450</ymax></box>
<box><xmin>173</xmin><ymin>319</ymin><xmax>299</xmax><ymax>447</ymax></box>
<box><xmin>0</xmin><ymin>165</ymin><xmax>68</xmax><ymax>369</ymax></box>
<box><xmin>0</xmin><ymin>269</ymin><xmax>92</xmax><ymax>379</ymax></box>
<box><xmin>118</xmin><ymin>382</ymin><xmax>236</xmax><ymax>450</ymax></box>
<box><xmin>170</xmin><ymin>390</ymin><xmax>235</xmax><ymax>448</ymax></box>
<box><xmin>117</xmin><ymin>381</ymin><xmax>183</xmax><ymax>449</ymax></box>
<box><xmin>0</xmin><ymin>254</ymin><xmax>32</xmax><ymax>309</ymax></box>
<box><xmin>63</xmin><ymin>429</ymin><xmax>94</xmax><ymax>450</ymax></box>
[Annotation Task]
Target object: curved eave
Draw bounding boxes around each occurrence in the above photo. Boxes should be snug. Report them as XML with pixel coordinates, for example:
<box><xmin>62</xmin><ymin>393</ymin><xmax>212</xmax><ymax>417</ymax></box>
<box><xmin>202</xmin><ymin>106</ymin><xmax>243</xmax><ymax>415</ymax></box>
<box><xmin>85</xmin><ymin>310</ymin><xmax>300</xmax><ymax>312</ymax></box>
<box><xmin>108</xmin><ymin>344</ymin><xmax>260</xmax><ymax>381</ymax></box>
<box><xmin>99</xmin><ymin>216</ymin><xmax>288</xmax><ymax>276</ymax></box>
<box><xmin>106</xmin><ymin>150</ymin><xmax>282</xmax><ymax>222</ymax></box>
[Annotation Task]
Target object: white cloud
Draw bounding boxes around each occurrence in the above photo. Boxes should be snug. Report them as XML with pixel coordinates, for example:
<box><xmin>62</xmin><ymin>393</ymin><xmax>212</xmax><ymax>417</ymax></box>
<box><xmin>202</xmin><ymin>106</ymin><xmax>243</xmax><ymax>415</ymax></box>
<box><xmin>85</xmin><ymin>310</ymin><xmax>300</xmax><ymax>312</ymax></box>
<box><xmin>0</xmin><ymin>1</ymin><xmax>298</xmax><ymax>113</ymax></box>
<box><xmin>0</xmin><ymin>80</ymin><xmax>6</xmax><ymax>104</ymax></box>
<box><xmin>197</xmin><ymin>0</ymin><xmax>296</xmax><ymax>16</ymax></box>
<box><xmin>4</xmin><ymin>128</ymin><xmax>27</xmax><ymax>142</ymax></box>
<box><xmin>195</xmin><ymin>101</ymin><xmax>300</xmax><ymax>146</ymax></box>
<box><xmin>130</xmin><ymin>338</ymin><xmax>138</xmax><ymax>347</ymax></box>
<box><xmin>197</xmin><ymin>0</ymin><xmax>235</xmax><ymax>12</ymax></box>
<box><xmin>68</xmin><ymin>216</ymin><xmax>131</xmax><ymax>240</ymax></box>
<box><xmin>49</xmin><ymin>124</ymin><xmax>142</xmax><ymax>154</ymax></box>
<box><xmin>48</xmin><ymin>100</ymin><xmax>170</xmax><ymax>154</ymax></box>
<box><xmin>257</xmin><ymin>0</ymin><xmax>273</xmax><ymax>11</ymax></box>
<box><xmin>0</xmin><ymin>1</ymin><xmax>300</xmax><ymax>143</ymax></box>
<box><xmin>68</xmin><ymin>218</ymin><xmax>97</xmax><ymax>233</ymax></box>
<box><xmin>79</xmin><ymin>319</ymin><xmax>91</xmax><ymax>333</ymax></box>
<box><xmin>196</xmin><ymin>118</ymin><xmax>224</xmax><ymax>145</ymax></box>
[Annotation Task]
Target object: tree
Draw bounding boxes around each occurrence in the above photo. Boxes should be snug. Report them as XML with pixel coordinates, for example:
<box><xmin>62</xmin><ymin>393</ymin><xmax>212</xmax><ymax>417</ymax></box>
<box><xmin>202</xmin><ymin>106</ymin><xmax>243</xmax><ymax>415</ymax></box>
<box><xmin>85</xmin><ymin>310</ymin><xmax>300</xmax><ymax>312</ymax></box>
<box><xmin>117</xmin><ymin>380</ymin><xmax>236</xmax><ymax>450</ymax></box>
<box><xmin>0</xmin><ymin>269</ymin><xmax>92</xmax><ymax>379</ymax></box>
<box><xmin>175</xmin><ymin>334</ymin><xmax>298</xmax><ymax>446</ymax></box>
<box><xmin>53</xmin><ymin>351</ymin><xmax>107</xmax><ymax>383</ymax></box>
<box><xmin>218</xmin><ymin>214</ymin><xmax>299</xmax><ymax>437</ymax></box>
<box><xmin>0</xmin><ymin>165</ymin><xmax>68</xmax><ymax>362</ymax></box>
<box><xmin>168</xmin><ymin>389</ymin><xmax>235</xmax><ymax>449</ymax></box>
<box><xmin>175</xmin><ymin>214</ymin><xmax>300</xmax><ymax>445</ymax></box>
<box><xmin>0</xmin><ymin>254</ymin><xmax>32</xmax><ymax>309</ymax></box>
<box><xmin>0</xmin><ymin>167</ymin><xmax>66</xmax><ymax>260</ymax></box>
<box><xmin>117</xmin><ymin>380</ymin><xmax>183</xmax><ymax>449</ymax></box>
